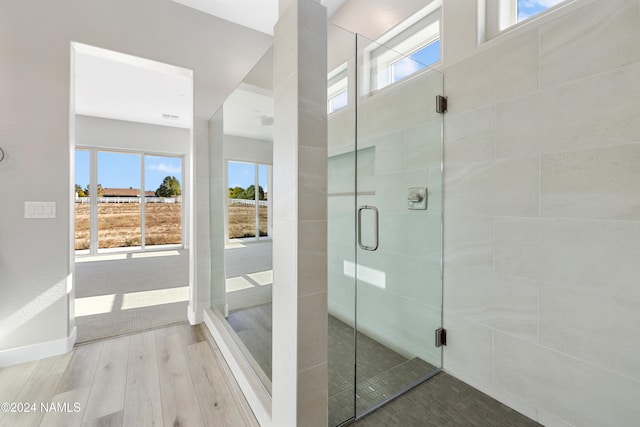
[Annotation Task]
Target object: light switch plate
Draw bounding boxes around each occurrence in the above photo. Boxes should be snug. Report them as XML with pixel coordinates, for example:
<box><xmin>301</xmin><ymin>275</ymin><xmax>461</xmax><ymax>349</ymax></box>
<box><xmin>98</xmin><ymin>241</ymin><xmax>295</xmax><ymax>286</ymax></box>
<box><xmin>25</xmin><ymin>201</ymin><xmax>56</xmax><ymax>219</ymax></box>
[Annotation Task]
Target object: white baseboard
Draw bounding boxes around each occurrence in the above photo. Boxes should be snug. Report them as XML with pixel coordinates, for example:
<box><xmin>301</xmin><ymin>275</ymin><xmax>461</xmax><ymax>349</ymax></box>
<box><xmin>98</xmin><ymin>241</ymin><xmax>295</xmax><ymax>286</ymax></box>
<box><xmin>0</xmin><ymin>326</ymin><xmax>77</xmax><ymax>368</ymax></box>
<box><xmin>187</xmin><ymin>304</ymin><xmax>204</xmax><ymax>325</ymax></box>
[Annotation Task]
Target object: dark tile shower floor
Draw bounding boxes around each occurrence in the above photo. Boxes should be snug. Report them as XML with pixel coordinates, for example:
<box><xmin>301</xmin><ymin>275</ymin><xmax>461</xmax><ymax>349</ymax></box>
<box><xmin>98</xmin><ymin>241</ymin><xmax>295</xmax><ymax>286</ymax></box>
<box><xmin>354</xmin><ymin>372</ymin><xmax>541</xmax><ymax>427</ymax></box>
<box><xmin>227</xmin><ymin>305</ymin><xmax>541</xmax><ymax>426</ymax></box>
<box><xmin>227</xmin><ymin>303</ymin><xmax>439</xmax><ymax>426</ymax></box>
<box><xmin>328</xmin><ymin>315</ymin><xmax>437</xmax><ymax>426</ymax></box>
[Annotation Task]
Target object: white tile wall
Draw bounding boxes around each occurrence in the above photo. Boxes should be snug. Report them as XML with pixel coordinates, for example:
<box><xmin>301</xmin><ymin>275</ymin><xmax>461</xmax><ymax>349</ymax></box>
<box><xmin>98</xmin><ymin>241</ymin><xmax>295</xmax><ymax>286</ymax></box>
<box><xmin>541</xmin><ymin>143</ymin><xmax>640</xmax><ymax>221</ymax></box>
<box><xmin>494</xmin><ymin>332</ymin><xmax>640</xmax><ymax>427</ymax></box>
<box><xmin>494</xmin><ymin>218</ymin><xmax>640</xmax><ymax>303</ymax></box>
<box><xmin>272</xmin><ymin>1</ymin><xmax>328</xmax><ymax>425</ymax></box>
<box><xmin>443</xmin><ymin>0</ymin><xmax>640</xmax><ymax>424</ymax></box>
<box><xmin>539</xmin><ymin>0</ymin><xmax>640</xmax><ymax>88</ymax></box>
<box><xmin>444</xmin><ymin>106</ymin><xmax>496</xmax><ymax>165</ymax></box>
<box><xmin>539</xmin><ymin>283</ymin><xmax>640</xmax><ymax>381</ymax></box>
<box><xmin>442</xmin><ymin>316</ymin><xmax>494</xmax><ymax>383</ymax></box>
<box><xmin>445</xmin><ymin>30</ymin><xmax>539</xmax><ymax>112</ymax></box>
<box><xmin>446</xmin><ymin>267</ymin><xmax>539</xmax><ymax>343</ymax></box>
<box><xmin>445</xmin><ymin>157</ymin><xmax>539</xmax><ymax>217</ymax></box>
<box><xmin>443</xmin><ymin>215</ymin><xmax>494</xmax><ymax>270</ymax></box>
<box><xmin>496</xmin><ymin>64</ymin><xmax>640</xmax><ymax>158</ymax></box>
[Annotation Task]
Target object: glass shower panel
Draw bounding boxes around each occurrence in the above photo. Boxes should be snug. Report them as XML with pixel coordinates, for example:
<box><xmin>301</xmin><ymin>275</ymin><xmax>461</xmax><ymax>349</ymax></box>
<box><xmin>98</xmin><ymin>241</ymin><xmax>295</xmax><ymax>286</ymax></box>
<box><xmin>211</xmin><ymin>47</ymin><xmax>274</xmax><ymax>395</ymax></box>
<box><xmin>354</xmin><ymin>33</ymin><xmax>443</xmax><ymax>416</ymax></box>
<box><xmin>327</xmin><ymin>24</ymin><xmax>357</xmax><ymax>427</ymax></box>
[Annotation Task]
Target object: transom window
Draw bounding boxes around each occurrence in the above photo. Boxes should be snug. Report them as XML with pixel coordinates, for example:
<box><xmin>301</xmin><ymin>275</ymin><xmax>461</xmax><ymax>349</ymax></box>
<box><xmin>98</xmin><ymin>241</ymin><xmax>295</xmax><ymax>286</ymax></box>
<box><xmin>327</xmin><ymin>1</ymin><xmax>442</xmax><ymax>107</ymax></box>
<box><xmin>328</xmin><ymin>63</ymin><xmax>348</xmax><ymax>114</ymax></box>
<box><xmin>368</xmin><ymin>2</ymin><xmax>442</xmax><ymax>92</ymax></box>
<box><xmin>517</xmin><ymin>0</ymin><xmax>567</xmax><ymax>22</ymax></box>
<box><xmin>483</xmin><ymin>0</ymin><xmax>569</xmax><ymax>41</ymax></box>
<box><xmin>390</xmin><ymin>39</ymin><xmax>441</xmax><ymax>84</ymax></box>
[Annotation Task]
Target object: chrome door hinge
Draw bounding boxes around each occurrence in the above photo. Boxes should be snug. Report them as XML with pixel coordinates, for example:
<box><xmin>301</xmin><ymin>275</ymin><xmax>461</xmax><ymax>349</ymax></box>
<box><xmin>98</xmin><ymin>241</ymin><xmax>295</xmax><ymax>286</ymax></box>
<box><xmin>436</xmin><ymin>95</ymin><xmax>447</xmax><ymax>114</ymax></box>
<box><xmin>435</xmin><ymin>327</ymin><xmax>447</xmax><ymax>347</ymax></box>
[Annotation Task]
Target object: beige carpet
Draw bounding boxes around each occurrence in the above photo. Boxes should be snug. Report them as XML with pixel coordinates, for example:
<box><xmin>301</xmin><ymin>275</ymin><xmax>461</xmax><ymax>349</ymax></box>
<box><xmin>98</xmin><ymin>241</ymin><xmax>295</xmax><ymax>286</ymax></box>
<box><xmin>74</xmin><ymin>248</ymin><xmax>189</xmax><ymax>343</ymax></box>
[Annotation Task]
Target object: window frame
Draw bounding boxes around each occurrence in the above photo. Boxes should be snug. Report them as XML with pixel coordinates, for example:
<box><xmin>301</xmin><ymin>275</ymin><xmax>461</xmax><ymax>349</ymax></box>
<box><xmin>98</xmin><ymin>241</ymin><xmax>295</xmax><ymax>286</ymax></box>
<box><xmin>328</xmin><ymin>62</ymin><xmax>349</xmax><ymax>114</ymax></box>
<box><xmin>225</xmin><ymin>160</ymin><xmax>272</xmax><ymax>242</ymax></box>
<box><xmin>483</xmin><ymin>0</ymin><xmax>573</xmax><ymax>41</ymax></box>
<box><xmin>364</xmin><ymin>1</ymin><xmax>442</xmax><ymax>94</ymax></box>
<box><xmin>74</xmin><ymin>146</ymin><xmax>185</xmax><ymax>255</ymax></box>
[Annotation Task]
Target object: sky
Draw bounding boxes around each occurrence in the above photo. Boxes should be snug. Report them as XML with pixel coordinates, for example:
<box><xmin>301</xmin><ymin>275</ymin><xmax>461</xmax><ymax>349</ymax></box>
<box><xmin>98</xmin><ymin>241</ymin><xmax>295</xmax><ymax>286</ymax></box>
<box><xmin>391</xmin><ymin>39</ymin><xmax>441</xmax><ymax>84</ymax></box>
<box><xmin>76</xmin><ymin>151</ymin><xmax>267</xmax><ymax>194</ymax></box>
<box><xmin>517</xmin><ymin>0</ymin><xmax>564</xmax><ymax>21</ymax></box>
<box><xmin>228</xmin><ymin>161</ymin><xmax>268</xmax><ymax>191</ymax></box>
<box><xmin>75</xmin><ymin>150</ymin><xmax>183</xmax><ymax>192</ymax></box>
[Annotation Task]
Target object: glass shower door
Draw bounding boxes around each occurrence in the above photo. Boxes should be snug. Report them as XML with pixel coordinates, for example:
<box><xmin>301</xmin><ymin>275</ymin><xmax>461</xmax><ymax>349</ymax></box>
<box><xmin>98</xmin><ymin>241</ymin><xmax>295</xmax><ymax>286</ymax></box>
<box><xmin>327</xmin><ymin>24</ymin><xmax>358</xmax><ymax>427</ymax></box>
<box><xmin>353</xmin><ymin>33</ymin><xmax>443</xmax><ymax>417</ymax></box>
<box><xmin>327</xmin><ymin>26</ymin><xmax>443</xmax><ymax>426</ymax></box>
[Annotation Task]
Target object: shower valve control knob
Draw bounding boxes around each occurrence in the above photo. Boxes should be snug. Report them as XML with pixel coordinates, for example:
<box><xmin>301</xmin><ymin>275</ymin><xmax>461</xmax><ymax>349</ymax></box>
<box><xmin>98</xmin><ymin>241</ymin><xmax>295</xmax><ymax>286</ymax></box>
<box><xmin>408</xmin><ymin>187</ymin><xmax>428</xmax><ymax>210</ymax></box>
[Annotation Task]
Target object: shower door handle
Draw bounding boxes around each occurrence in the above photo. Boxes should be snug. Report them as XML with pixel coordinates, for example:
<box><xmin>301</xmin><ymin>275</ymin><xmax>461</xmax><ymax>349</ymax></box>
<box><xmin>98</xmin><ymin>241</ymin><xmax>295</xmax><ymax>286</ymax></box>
<box><xmin>358</xmin><ymin>205</ymin><xmax>379</xmax><ymax>251</ymax></box>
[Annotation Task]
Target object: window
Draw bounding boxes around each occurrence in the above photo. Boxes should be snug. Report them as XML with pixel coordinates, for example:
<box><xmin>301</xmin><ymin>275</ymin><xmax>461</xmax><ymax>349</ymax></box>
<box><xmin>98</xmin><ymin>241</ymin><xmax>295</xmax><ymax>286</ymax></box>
<box><xmin>328</xmin><ymin>63</ymin><xmax>348</xmax><ymax>114</ymax></box>
<box><xmin>517</xmin><ymin>0</ymin><xmax>567</xmax><ymax>22</ymax></box>
<box><xmin>328</xmin><ymin>89</ymin><xmax>348</xmax><ymax>113</ymax></box>
<box><xmin>485</xmin><ymin>0</ymin><xmax>570</xmax><ymax>39</ymax></box>
<box><xmin>74</xmin><ymin>148</ymin><xmax>183</xmax><ymax>254</ymax></box>
<box><xmin>368</xmin><ymin>2</ymin><xmax>441</xmax><ymax>92</ymax></box>
<box><xmin>227</xmin><ymin>161</ymin><xmax>270</xmax><ymax>240</ymax></box>
<box><xmin>327</xmin><ymin>2</ymin><xmax>442</xmax><ymax>104</ymax></box>
<box><xmin>390</xmin><ymin>39</ymin><xmax>441</xmax><ymax>84</ymax></box>
<box><xmin>144</xmin><ymin>155</ymin><xmax>183</xmax><ymax>247</ymax></box>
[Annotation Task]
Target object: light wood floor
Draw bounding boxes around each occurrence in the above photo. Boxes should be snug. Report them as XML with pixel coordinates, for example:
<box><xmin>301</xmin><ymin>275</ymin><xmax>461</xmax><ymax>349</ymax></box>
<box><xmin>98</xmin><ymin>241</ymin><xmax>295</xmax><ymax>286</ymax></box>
<box><xmin>0</xmin><ymin>323</ymin><xmax>258</xmax><ymax>427</ymax></box>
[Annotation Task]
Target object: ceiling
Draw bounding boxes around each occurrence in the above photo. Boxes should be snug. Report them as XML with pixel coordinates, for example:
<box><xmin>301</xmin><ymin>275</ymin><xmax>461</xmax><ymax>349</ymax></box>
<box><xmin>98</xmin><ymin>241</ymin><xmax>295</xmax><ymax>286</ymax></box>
<box><xmin>173</xmin><ymin>0</ymin><xmax>349</xmax><ymax>35</ymax></box>
<box><xmin>223</xmin><ymin>84</ymin><xmax>274</xmax><ymax>141</ymax></box>
<box><xmin>74</xmin><ymin>45</ymin><xmax>193</xmax><ymax>129</ymax></box>
<box><xmin>73</xmin><ymin>1</ymin><xmax>351</xmax><ymax>134</ymax></box>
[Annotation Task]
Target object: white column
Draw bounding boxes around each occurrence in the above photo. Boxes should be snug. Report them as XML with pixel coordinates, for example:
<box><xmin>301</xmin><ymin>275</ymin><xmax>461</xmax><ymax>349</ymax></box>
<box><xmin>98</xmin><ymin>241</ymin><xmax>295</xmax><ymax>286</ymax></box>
<box><xmin>272</xmin><ymin>0</ymin><xmax>328</xmax><ymax>425</ymax></box>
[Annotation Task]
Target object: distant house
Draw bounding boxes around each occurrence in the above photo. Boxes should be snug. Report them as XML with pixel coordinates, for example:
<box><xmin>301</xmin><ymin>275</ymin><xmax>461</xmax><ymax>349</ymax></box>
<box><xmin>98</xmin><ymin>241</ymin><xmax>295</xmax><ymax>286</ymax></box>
<box><xmin>102</xmin><ymin>188</ymin><xmax>155</xmax><ymax>198</ymax></box>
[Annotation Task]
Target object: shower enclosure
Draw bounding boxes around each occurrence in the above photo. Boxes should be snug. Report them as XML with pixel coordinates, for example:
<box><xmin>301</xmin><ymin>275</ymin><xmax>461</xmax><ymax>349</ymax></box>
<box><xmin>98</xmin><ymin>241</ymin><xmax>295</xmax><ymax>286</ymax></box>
<box><xmin>208</xmin><ymin>24</ymin><xmax>443</xmax><ymax>426</ymax></box>
<box><xmin>327</xmin><ymin>26</ymin><xmax>444</xmax><ymax>426</ymax></box>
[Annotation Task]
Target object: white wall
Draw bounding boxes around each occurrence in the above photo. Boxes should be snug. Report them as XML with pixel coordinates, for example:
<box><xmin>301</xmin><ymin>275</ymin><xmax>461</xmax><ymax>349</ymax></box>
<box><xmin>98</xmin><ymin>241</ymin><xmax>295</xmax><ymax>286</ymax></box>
<box><xmin>0</xmin><ymin>0</ymin><xmax>270</xmax><ymax>364</ymax></box>
<box><xmin>224</xmin><ymin>134</ymin><xmax>273</xmax><ymax>164</ymax></box>
<box><xmin>441</xmin><ymin>0</ymin><xmax>640</xmax><ymax>425</ymax></box>
<box><xmin>75</xmin><ymin>115</ymin><xmax>190</xmax><ymax>154</ymax></box>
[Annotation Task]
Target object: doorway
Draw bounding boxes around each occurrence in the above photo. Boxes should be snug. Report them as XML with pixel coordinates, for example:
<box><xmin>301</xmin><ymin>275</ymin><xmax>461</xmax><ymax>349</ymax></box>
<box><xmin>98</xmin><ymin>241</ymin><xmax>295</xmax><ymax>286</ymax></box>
<box><xmin>70</xmin><ymin>43</ymin><xmax>194</xmax><ymax>343</ymax></box>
